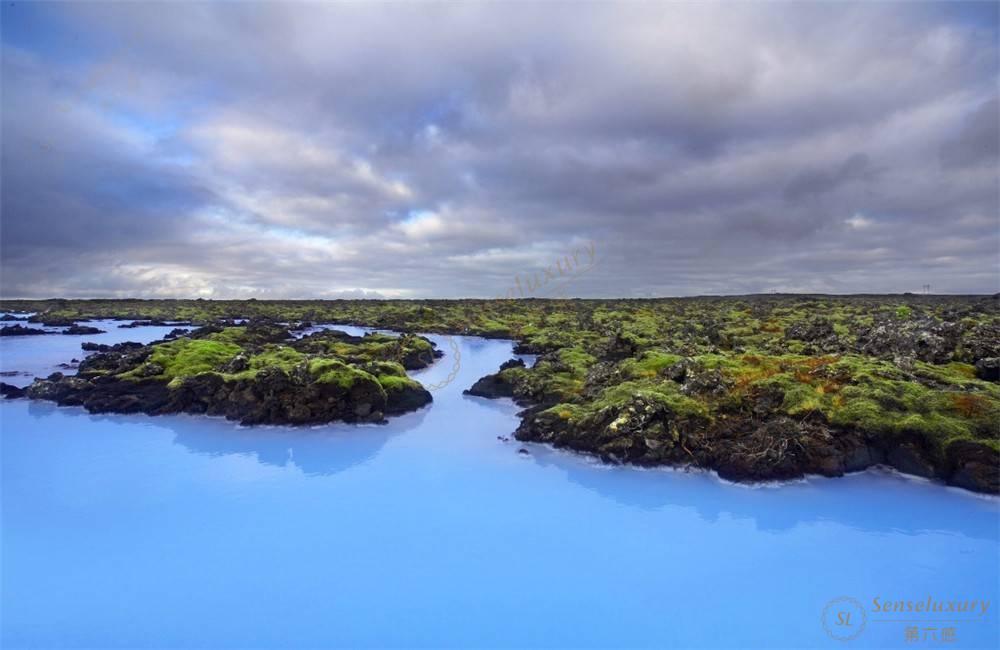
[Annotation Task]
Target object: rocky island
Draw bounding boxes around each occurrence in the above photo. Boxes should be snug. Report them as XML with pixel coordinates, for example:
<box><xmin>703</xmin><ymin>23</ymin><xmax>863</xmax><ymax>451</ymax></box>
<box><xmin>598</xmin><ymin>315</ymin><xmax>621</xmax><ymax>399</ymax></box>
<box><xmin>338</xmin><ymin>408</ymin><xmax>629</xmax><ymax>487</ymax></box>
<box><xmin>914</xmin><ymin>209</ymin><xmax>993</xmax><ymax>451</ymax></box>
<box><xmin>2</xmin><ymin>295</ymin><xmax>997</xmax><ymax>493</ymax></box>
<box><xmin>14</xmin><ymin>322</ymin><xmax>439</xmax><ymax>425</ymax></box>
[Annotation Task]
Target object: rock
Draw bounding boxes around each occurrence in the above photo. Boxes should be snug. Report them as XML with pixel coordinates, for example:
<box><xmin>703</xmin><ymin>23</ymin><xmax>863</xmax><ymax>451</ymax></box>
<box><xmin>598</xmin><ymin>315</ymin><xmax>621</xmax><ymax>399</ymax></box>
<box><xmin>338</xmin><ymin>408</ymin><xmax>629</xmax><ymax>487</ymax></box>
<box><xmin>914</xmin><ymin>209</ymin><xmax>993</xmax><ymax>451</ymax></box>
<box><xmin>219</xmin><ymin>354</ymin><xmax>250</xmax><ymax>374</ymax></box>
<box><xmin>842</xmin><ymin>443</ymin><xmax>886</xmax><ymax>473</ymax></box>
<box><xmin>384</xmin><ymin>383</ymin><xmax>432</xmax><ymax>415</ymax></box>
<box><xmin>663</xmin><ymin>357</ymin><xmax>699</xmax><ymax>383</ymax></box>
<box><xmin>118</xmin><ymin>320</ymin><xmax>169</xmax><ymax>328</ymax></box>
<box><xmin>856</xmin><ymin>318</ymin><xmax>961</xmax><ymax>364</ymax></box>
<box><xmin>28</xmin><ymin>316</ymin><xmax>76</xmax><ymax>326</ymax></box>
<box><xmin>680</xmin><ymin>367</ymin><xmax>730</xmax><ymax>397</ymax></box>
<box><xmin>1</xmin><ymin>324</ymin><xmax>53</xmax><ymax>336</ymax></box>
<box><xmin>500</xmin><ymin>358</ymin><xmax>526</xmax><ymax>371</ymax></box>
<box><xmin>164</xmin><ymin>328</ymin><xmax>190</xmax><ymax>340</ymax></box>
<box><xmin>63</xmin><ymin>325</ymin><xmax>106</xmax><ymax>335</ymax></box>
<box><xmin>0</xmin><ymin>383</ymin><xmax>26</xmax><ymax>399</ymax></box>
<box><xmin>135</xmin><ymin>362</ymin><xmax>164</xmax><ymax>378</ymax></box>
<box><xmin>886</xmin><ymin>443</ymin><xmax>936</xmax><ymax>479</ymax></box>
<box><xmin>513</xmin><ymin>341</ymin><xmax>547</xmax><ymax>355</ymax></box>
<box><xmin>785</xmin><ymin>318</ymin><xmax>834</xmax><ymax>342</ymax></box>
<box><xmin>465</xmin><ymin>372</ymin><xmax>515</xmax><ymax>398</ymax></box>
<box><xmin>946</xmin><ymin>440</ymin><xmax>999</xmax><ymax>494</ymax></box>
<box><xmin>26</xmin><ymin>375</ymin><xmax>92</xmax><ymax>403</ymax></box>
<box><xmin>397</xmin><ymin>334</ymin><xmax>441</xmax><ymax>369</ymax></box>
<box><xmin>963</xmin><ymin>322</ymin><xmax>1000</xmax><ymax>363</ymax></box>
<box><xmin>76</xmin><ymin>343</ymin><xmax>151</xmax><ymax>376</ymax></box>
<box><xmin>581</xmin><ymin>361</ymin><xmax>620</xmax><ymax>399</ymax></box>
<box><xmin>601</xmin><ymin>329</ymin><xmax>640</xmax><ymax>360</ymax></box>
<box><xmin>517</xmin><ymin>448</ymin><xmax>530</xmax><ymax>455</ymax></box>
<box><xmin>19</xmin><ymin>325</ymin><xmax>436</xmax><ymax>427</ymax></box>
<box><xmin>974</xmin><ymin>357</ymin><xmax>999</xmax><ymax>382</ymax></box>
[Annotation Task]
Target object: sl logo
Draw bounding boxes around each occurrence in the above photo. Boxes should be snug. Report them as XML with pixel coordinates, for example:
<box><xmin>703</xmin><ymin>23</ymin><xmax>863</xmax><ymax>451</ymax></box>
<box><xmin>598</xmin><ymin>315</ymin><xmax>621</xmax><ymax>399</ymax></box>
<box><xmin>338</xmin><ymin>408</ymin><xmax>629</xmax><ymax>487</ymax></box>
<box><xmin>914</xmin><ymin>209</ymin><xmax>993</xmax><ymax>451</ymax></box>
<box><xmin>822</xmin><ymin>596</ymin><xmax>867</xmax><ymax>641</ymax></box>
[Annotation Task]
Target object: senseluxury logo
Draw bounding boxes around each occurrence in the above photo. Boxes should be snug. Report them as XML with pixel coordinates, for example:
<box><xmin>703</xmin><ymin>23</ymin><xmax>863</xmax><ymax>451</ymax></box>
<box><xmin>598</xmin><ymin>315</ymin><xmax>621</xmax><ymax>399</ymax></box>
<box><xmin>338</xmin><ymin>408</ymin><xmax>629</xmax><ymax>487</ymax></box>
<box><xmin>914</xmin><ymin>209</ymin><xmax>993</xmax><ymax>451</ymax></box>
<box><xmin>822</xmin><ymin>596</ymin><xmax>868</xmax><ymax>641</ymax></box>
<box><xmin>822</xmin><ymin>594</ymin><xmax>993</xmax><ymax>644</ymax></box>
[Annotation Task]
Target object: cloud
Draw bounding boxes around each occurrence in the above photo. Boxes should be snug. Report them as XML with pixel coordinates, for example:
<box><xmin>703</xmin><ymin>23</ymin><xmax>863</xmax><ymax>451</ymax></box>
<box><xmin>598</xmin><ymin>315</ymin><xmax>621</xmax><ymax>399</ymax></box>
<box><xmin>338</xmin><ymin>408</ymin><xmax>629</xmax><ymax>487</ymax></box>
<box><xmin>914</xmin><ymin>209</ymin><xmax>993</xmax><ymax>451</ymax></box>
<box><xmin>1</xmin><ymin>1</ymin><xmax>997</xmax><ymax>298</ymax></box>
<box><xmin>939</xmin><ymin>97</ymin><xmax>1000</xmax><ymax>169</ymax></box>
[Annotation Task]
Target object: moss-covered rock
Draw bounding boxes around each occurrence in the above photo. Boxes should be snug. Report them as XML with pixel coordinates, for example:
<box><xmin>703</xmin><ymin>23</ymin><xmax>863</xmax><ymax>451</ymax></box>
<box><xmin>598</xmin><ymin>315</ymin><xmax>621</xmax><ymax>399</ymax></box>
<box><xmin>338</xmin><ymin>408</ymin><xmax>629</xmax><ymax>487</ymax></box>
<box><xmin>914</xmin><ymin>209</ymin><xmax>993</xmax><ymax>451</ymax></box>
<box><xmin>24</xmin><ymin>322</ymin><xmax>437</xmax><ymax>425</ymax></box>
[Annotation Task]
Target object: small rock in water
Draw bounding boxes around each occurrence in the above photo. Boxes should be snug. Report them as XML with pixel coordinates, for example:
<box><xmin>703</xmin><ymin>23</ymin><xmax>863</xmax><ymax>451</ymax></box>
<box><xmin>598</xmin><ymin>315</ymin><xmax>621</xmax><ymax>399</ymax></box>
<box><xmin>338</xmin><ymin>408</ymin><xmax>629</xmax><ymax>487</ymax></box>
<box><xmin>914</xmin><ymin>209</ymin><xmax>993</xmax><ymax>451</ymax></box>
<box><xmin>0</xmin><ymin>383</ymin><xmax>26</xmax><ymax>399</ymax></box>
<box><xmin>1</xmin><ymin>324</ymin><xmax>52</xmax><ymax>337</ymax></box>
<box><xmin>63</xmin><ymin>325</ymin><xmax>106</xmax><ymax>335</ymax></box>
<box><xmin>517</xmin><ymin>448</ymin><xmax>530</xmax><ymax>455</ymax></box>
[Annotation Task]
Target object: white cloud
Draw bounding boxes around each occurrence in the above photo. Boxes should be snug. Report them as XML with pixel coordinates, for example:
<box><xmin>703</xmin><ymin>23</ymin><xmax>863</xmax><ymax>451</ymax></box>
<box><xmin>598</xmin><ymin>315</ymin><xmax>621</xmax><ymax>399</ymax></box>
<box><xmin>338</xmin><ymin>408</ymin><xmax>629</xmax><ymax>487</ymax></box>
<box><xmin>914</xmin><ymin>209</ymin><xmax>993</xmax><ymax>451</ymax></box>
<box><xmin>846</xmin><ymin>213</ymin><xmax>873</xmax><ymax>230</ymax></box>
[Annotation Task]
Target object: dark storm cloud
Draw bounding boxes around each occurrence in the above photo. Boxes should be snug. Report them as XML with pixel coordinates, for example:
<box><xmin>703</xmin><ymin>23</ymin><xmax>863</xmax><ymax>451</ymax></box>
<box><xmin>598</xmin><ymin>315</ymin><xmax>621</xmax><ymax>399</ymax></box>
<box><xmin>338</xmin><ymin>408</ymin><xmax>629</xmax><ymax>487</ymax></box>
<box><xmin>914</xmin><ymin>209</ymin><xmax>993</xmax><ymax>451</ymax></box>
<box><xmin>783</xmin><ymin>153</ymin><xmax>877</xmax><ymax>203</ymax></box>
<box><xmin>940</xmin><ymin>97</ymin><xmax>1000</xmax><ymax>169</ymax></box>
<box><xmin>1</xmin><ymin>1</ymin><xmax>997</xmax><ymax>298</ymax></box>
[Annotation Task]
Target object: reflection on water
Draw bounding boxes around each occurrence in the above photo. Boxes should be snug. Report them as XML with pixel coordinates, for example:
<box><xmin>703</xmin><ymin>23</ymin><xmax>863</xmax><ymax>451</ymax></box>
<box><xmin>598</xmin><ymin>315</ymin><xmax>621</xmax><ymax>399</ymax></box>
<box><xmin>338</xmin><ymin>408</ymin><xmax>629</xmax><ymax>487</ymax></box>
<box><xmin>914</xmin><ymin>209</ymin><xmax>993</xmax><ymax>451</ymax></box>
<box><xmin>172</xmin><ymin>406</ymin><xmax>430</xmax><ymax>477</ymax></box>
<box><xmin>529</xmin><ymin>446</ymin><xmax>999</xmax><ymax>540</ymax></box>
<box><xmin>2</xmin><ymin>328</ymin><xmax>998</xmax><ymax>649</ymax></box>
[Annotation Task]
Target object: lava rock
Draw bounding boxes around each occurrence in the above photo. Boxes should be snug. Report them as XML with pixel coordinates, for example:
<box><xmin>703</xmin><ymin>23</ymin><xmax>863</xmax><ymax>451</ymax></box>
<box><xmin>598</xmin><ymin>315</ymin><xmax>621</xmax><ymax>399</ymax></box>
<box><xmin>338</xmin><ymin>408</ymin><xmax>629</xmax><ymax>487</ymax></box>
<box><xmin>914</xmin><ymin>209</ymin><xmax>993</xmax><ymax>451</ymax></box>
<box><xmin>886</xmin><ymin>442</ymin><xmax>937</xmax><ymax>479</ymax></box>
<box><xmin>63</xmin><ymin>325</ymin><xmax>106</xmax><ymax>335</ymax></box>
<box><xmin>856</xmin><ymin>318</ymin><xmax>962</xmax><ymax>364</ymax></box>
<box><xmin>946</xmin><ymin>440</ymin><xmax>1000</xmax><ymax>494</ymax></box>
<box><xmin>0</xmin><ymin>383</ymin><xmax>26</xmax><ymax>399</ymax></box>
<box><xmin>500</xmin><ymin>358</ymin><xmax>526</xmax><ymax>371</ymax></box>
<box><xmin>1</xmin><ymin>324</ymin><xmax>53</xmax><ymax>336</ymax></box>
<box><xmin>974</xmin><ymin>357</ymin><xmax>999</xmax><ymax>382</ymax></box>
<box><xmin>465</xmin><ymin>374</ymin><xmax>515</xmax><ymax>399</ymax></box>
<box><xmin>785</xmin><ymin>318</ymin><xmax>835</xmax><ymax>342</ymax></box>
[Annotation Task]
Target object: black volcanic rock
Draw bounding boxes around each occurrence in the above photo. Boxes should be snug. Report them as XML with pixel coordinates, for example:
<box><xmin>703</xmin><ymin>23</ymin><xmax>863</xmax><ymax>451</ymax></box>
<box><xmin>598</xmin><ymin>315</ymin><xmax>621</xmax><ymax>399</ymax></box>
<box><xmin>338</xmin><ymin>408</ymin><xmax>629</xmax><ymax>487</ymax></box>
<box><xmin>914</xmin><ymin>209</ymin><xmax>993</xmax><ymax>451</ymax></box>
<box><xmin>974</xmin><ymin>357</ymin><xmax>999</xmax><ymax>382</ymax></box>
<box><xmin>0</xmin><ymin>383</ymin><xmax>26</xmax><ymax>399</ymax></box>
<box><xmin>23</xmin><ymin>324</ymin><xmax>437</xmax><ymax>426</ymax></box>
<box><xmin>1</xmin><ymin>324</ymin><xmax>53</xmax><ymax>336</ymax></box>
<box><xmin>63</xmin><ymin>325</ymin><xmax>106</xmax><ymax>335</ymax></box>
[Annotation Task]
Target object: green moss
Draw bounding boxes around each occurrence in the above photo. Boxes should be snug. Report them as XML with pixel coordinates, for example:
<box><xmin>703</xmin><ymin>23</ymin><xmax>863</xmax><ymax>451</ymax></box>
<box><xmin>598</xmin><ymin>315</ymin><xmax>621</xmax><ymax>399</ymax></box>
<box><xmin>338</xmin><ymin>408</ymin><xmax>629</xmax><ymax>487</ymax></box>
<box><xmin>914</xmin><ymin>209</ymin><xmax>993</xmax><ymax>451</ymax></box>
<box><xmin>364</xmin><ymin>361</ymin><xmax>409</xmax><ymax>378</ymax></box>
<box><xmin>204</xmin><ymin>327</ymin><xmax>247</xmax><ymax>344</ymax></box>
<box><xmin>694</xmin><ymin>353</ymin><xmax>743</xmax><ymax>371</ymax></box>
<box><xmin>250</xmin><ymin>346</ymin><xmax>304</xmax><ymax>372</ymax></box>
<box><xmin>557</xmin><ymin>347</ymin><xmax>596</xmax><ymax>373</ymax></box>
<box><xmin>778</xmin><ymin>380</ymin><xmax>824</xmax><ymax>415</ymax></box>
<box><xmin>377</xmin><ymin>374</ymin><xmax>422</xmax><ymax>393</ymax></box>
<box><xmin>620</xmin><ymin>351</ymin><xmax>682</xmax><ymax>379</ymax></box>
<box><xmin>542</xmin><ymin>403</ymin><xmax>590</xmax><ymax>421</ymax></box>
<box><xmin>135</xmin><ymin>339</ymin><xmax>241</xmax><ymax>380</ymax></box>
<box><xmin>307</xmin><ymin>358</ymin><xmax>377</xmax><ymax>390</ymax></box>
<box><xmin>593</xmin><ymin>380</ymin><xmax>709</xmax><ymax>420</ymax></box>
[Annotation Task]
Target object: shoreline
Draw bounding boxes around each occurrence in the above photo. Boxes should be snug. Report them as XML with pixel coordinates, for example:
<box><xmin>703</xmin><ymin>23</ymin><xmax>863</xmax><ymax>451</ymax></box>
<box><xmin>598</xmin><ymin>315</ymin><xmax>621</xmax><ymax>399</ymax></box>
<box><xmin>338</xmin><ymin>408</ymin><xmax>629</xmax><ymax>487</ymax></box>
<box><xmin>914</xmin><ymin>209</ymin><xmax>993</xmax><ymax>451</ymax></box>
<box><xmin>3</xmin><ymin>297</ymin><xmax>997</xmax><ymax>495</ymax></box>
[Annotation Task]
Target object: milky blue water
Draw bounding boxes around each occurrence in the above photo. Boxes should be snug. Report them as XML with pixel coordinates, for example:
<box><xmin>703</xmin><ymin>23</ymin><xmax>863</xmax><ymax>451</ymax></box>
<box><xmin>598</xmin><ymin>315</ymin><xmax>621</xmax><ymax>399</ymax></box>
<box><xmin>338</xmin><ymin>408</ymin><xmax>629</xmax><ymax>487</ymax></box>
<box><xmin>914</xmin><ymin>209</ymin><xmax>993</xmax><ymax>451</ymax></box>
<box><xmin>2</xmin><ymin>323</ymin><xmax>998</xmax><ymax>648</ymax></box>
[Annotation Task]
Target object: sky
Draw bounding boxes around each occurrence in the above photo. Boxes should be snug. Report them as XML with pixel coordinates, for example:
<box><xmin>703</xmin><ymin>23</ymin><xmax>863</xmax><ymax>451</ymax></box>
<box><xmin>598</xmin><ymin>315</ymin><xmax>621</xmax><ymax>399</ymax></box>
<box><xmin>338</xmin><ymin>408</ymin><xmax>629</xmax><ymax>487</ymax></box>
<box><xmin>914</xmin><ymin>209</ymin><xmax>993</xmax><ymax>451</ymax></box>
<box><xmin>1</xmin><ymin>1</ymin><xmax>998</xmax><ymax>299</ymax></box>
